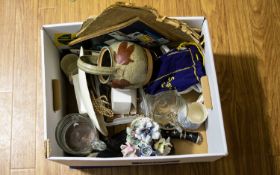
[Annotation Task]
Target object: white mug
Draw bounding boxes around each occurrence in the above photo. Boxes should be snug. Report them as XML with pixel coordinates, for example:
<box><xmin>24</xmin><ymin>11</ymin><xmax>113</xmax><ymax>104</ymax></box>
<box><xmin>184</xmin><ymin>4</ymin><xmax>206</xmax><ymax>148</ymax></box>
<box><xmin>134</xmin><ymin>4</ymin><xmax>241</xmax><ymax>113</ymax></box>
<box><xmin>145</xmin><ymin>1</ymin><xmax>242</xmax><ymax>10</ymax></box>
<box><xmin>178</xmin><ymin>95</ymin><xmax>208</xmax><ymax>130</ymax></box>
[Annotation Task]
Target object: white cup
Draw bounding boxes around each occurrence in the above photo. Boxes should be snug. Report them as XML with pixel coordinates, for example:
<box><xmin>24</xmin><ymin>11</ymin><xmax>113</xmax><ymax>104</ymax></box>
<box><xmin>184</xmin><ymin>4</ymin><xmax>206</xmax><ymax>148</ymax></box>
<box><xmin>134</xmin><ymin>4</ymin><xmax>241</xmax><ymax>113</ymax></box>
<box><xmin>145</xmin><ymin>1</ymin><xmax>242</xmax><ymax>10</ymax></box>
<box><xmin>178</xmin><ymin>96</ymin><xmax>208</xmax><ymax>130</ymax></box>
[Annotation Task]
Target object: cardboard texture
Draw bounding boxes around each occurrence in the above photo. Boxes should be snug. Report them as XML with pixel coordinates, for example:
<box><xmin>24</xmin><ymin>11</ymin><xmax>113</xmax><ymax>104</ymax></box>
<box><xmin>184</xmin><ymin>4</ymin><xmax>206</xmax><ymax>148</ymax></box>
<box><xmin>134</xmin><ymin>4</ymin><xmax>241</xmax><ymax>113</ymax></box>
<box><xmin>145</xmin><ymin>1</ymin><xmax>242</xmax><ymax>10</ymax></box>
<box><xmin>44</xmin><ymin>139</ymin><xmax>50</xmax><ymax>158</ymax></box>
<box><xmin>52</xmin><ymin>79</ymin><xmax>61</xmax><ymax>111</ymax></box>
<box><xmin>201</xmin><ymin>76</ymin><xmax>213</xmax><ymax>109</ymax></box>
<box><xmin>172</xmin><ymin>126</ymin><xmax>208</xmax><ymax>155</ymax></box>
<box><xmin>175</xmin><ymin>91</ymin><xmax>208</xmax><ymax>154</ymax></box>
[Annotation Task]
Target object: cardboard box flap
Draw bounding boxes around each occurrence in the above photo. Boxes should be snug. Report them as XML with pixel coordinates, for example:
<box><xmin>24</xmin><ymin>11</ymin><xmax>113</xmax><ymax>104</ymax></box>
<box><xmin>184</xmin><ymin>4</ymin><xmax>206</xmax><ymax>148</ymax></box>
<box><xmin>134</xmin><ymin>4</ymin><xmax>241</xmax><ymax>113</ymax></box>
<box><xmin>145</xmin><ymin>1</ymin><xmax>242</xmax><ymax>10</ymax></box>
<box><xmin>44</xmin><ymin>139</ymin><xmax>50</xmax><ymax>158</ymax></box>
<box><xmin>201</xmin><ymin>76</ymin><xmax>212</xmax><ymax>109</ymax></box>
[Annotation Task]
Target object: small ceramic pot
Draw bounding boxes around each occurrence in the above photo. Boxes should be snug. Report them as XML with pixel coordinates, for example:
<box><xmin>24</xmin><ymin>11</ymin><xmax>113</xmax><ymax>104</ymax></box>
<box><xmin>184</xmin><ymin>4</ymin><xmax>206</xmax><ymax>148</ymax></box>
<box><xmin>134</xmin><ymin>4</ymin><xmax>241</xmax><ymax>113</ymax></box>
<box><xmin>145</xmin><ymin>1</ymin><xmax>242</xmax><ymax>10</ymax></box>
<box><xmin>77</xmin><ymin>41</ymin><xmax>153</xmax><ymax>89</ymax></box>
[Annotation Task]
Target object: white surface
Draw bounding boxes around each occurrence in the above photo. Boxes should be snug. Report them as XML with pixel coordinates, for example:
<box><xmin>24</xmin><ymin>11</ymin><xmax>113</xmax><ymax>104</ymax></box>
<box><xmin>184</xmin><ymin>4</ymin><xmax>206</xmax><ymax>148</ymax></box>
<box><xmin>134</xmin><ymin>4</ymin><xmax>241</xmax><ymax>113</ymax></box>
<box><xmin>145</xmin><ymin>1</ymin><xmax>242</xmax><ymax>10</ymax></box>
<box><xmin>41</xmin><ymin>17</ymin><xmax>227</xmax><ymax>166</ymax></box>
<box><xmin>105</xmin><ymin>115</ymin><xmax>137</xmax><ymax>126</ymax></box>
<box><xmin>41</xmin><ymin>29</ymin><xmax>66</xmax><ymax>157</ymax></box>
<box><xmin>111</xmin><ymin>88</ymin><xmax>136</xmax><ymax>114</ymax></box>
<box><xmin>202</xmin><ymin>20</ymin><xmax>228</xmax><ymax>155</ymax></box>
<box><xmin>72</xmin><ymin>74</ymin><xmax>87</xmax><ymax>113</ymax></box>
<box><xmin>49</xmin><ymin>153</ymin><xmax>224</xmax><ymax>167</ymax></box>
<box><xmin>42</xmin><ymin>22</ymin><xmax>82</xmax><ymax>49</ymax></box>
<box><xmin>77</xmin><ymin>46</ymin><xmax>108</xmax><ymax>136</ymax></box>
<box><xmin>78</xmin><ymin>68</ymin><xmax>108</xmax><ymax>136</ymax></box>
<box><xmin>170</xmin><ymin>16</ymin><xmax>205</xmax><ymax>29</ymax></box>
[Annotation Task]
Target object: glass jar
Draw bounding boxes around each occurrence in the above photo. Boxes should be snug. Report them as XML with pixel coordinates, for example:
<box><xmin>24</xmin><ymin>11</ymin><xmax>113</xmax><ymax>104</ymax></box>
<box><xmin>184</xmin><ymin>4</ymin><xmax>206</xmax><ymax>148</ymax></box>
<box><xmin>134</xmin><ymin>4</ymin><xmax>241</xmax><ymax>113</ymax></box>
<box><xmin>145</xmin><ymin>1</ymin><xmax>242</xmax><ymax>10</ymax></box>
<box><xmin>55</xmin><ymin>113</ymin><xmax>98</xmax><ymax>156</ymax></box>
<box><xmin>151</xmin><ymin>91</ymin><xmax>186</xmax><ymax>130</ymax></box>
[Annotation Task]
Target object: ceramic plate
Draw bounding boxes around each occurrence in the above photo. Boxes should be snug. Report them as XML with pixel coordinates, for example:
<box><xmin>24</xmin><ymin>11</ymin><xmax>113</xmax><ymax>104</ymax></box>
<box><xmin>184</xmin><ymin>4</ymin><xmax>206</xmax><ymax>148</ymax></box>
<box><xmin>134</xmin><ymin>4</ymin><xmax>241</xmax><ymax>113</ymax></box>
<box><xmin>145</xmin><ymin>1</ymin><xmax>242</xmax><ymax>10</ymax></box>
<box><xmin>78</xmin><ymin>68</ymin><xmax>108</xmax><ymax>136</ymax></box>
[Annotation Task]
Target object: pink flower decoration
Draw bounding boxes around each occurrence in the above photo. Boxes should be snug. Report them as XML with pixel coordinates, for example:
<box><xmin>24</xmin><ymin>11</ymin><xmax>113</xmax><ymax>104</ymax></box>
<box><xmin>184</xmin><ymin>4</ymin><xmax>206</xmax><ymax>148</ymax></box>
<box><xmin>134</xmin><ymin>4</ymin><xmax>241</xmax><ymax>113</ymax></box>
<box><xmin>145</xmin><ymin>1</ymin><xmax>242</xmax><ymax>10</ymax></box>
<box><xmin>120</xmin><ymin>142</ymin><xmax>138</xmax><ymax>157</ymax></box>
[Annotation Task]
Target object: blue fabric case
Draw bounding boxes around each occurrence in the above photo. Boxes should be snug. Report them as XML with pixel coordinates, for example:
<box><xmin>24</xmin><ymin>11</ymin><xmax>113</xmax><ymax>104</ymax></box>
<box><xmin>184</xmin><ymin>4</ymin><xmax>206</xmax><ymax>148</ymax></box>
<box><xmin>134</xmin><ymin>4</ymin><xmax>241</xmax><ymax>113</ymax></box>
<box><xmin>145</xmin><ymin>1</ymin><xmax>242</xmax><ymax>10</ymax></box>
<box><xmin>144</xmin><ymin>43</ymin><xmax>206</xmax><ymax>95</ymax></box>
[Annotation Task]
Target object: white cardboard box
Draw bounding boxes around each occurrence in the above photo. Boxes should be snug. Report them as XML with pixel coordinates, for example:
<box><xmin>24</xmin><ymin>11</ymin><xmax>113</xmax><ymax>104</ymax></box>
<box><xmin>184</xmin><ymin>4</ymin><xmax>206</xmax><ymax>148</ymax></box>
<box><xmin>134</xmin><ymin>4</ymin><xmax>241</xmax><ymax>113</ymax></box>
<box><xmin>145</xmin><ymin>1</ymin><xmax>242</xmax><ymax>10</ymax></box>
<box><xmin>41</xmin><ymin>17</ymin><xmax>228</xmax><ymax>167</ymax></box>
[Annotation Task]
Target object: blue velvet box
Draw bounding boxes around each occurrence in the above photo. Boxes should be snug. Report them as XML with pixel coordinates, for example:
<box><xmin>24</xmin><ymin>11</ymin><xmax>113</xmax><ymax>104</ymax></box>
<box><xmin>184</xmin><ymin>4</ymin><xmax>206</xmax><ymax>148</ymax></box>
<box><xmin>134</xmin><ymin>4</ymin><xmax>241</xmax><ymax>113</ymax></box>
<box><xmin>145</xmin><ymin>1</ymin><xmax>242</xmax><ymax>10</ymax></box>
<box><xmin>144</xmin><ymin>43</ymin><xmax>206</xmax><ymax>95</ymax></box>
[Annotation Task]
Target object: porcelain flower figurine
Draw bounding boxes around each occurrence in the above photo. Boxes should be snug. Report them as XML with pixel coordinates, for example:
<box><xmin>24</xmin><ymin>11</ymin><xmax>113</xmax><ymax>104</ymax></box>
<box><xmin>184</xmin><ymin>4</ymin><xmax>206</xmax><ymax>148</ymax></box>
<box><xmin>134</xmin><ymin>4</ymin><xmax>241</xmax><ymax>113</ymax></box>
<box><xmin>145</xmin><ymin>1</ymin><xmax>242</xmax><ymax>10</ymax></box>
<box><xmin>120</xmin><ymin>142</ymin><xmax>138</xmax><ymax>157</ymax></box>
<box><xmin>126</xmin><ymin>126</ymin><xmax>140</xmax><ymax>145</ymax></box>
<box><xmin>139</xmin><ymin>144</ymin><xmax>155</xmax><ymax>157</ymax></box>
<box><xmin>154</xmin><ymin>137</ymin><xmax>172</xmax><ymax>155</ymax></box>
<box><xmin>121</xmin><ymin>117</ymin><xmax>170</xmax><ymax>157</ymax></box>
<box><xmin>133</xmin><ymin>117</ymin><xmax>160</xmax><ymax>144</ymax></box>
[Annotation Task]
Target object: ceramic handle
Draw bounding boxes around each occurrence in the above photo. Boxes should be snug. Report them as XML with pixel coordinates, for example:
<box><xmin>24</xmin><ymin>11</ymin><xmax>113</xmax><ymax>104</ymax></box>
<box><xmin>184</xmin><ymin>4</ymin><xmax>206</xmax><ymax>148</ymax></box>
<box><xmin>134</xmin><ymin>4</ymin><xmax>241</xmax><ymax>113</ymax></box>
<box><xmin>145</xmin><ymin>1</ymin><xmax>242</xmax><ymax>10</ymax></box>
<box><xmin>196</xmin><ymin>94</ymin><xmax>204</xmax><ymax>104</ymax></box>
<box><xmin>77</xmin><ymin>55</ymin><xmax>117</xmax><ymax>75</ymax></box>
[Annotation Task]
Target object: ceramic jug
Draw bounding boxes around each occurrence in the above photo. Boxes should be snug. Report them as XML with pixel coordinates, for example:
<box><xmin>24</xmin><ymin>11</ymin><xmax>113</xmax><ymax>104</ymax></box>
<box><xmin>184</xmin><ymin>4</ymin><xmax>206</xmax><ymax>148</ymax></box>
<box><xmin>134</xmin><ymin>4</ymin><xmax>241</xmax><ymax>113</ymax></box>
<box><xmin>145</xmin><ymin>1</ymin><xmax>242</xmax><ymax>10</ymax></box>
<box><xmin>77</xmin><ymin>41</ymin><xmax>153</xmax><ymax>89</ymax></box>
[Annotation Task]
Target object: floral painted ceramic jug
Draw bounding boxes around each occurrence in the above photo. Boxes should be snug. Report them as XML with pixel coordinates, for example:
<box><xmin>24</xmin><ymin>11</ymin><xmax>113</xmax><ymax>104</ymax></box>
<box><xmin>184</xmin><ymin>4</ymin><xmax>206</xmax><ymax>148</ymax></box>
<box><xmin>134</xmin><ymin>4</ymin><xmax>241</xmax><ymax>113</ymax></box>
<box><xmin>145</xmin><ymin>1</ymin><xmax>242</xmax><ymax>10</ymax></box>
<box><xmin>77</xmin><ymin>41</ymin><xmax>153</xmax><ymax>89</ymax></box>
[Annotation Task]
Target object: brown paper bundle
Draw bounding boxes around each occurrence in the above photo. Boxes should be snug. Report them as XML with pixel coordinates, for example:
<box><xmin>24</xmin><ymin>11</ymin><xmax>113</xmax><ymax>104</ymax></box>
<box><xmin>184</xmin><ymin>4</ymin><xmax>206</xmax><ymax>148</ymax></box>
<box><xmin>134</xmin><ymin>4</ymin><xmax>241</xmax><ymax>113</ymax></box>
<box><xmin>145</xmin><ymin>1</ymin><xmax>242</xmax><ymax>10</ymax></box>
<box><xmin>69</xmin><ymin>2</ymin><xmax>202</xmax><ymax>47</ymax></box>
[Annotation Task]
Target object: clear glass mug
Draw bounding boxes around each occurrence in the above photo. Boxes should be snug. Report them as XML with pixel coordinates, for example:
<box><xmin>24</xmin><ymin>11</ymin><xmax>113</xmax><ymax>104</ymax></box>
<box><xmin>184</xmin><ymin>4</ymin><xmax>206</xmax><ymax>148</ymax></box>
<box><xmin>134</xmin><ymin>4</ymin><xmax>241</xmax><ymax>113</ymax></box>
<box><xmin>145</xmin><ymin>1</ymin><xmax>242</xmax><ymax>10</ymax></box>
<box><xmin>55</xmin><ymin>113</ymin><xmax>105</xmax><ymax>156</ymax></box>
